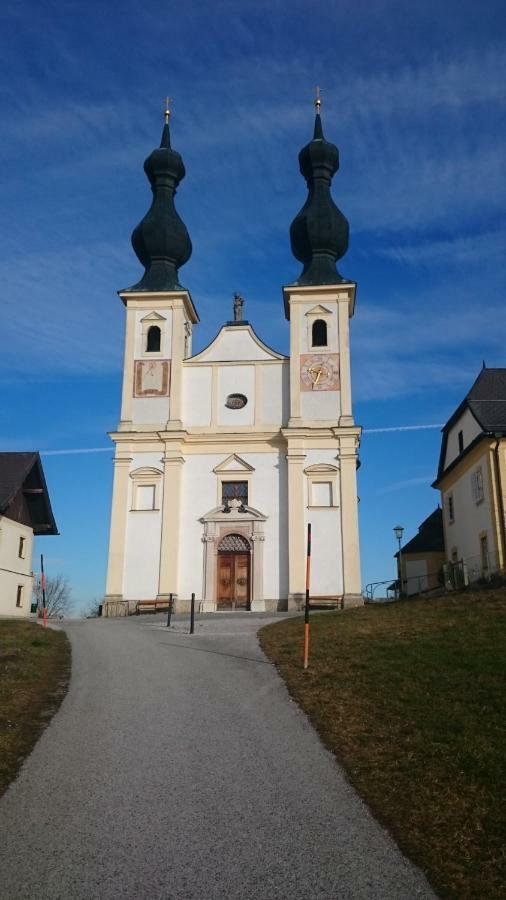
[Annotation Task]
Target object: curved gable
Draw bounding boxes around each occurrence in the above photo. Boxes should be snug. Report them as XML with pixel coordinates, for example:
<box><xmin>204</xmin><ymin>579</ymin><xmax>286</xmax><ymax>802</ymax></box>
<box><xmin>188</xmin><ymin>324</ymin><xmax>287</xmax><ymax>363</ymax></box>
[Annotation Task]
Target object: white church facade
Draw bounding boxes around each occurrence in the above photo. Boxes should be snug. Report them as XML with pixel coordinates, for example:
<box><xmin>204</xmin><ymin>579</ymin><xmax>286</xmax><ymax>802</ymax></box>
<box><xmin>104</xmin><ymin>101</ymin><xmax>362</xmax><ymax>614</ymax></box>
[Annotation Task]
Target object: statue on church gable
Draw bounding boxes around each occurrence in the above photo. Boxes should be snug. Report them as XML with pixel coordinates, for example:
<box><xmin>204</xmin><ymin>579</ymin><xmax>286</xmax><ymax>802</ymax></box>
<box><xmin>233</xmin><ymin>292</ymin><xmax>244</xmax><ymax>322</ymax></box>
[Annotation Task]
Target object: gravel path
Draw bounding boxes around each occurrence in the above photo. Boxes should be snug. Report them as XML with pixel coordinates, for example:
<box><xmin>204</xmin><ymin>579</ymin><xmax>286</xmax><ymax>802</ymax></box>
<box><xmin>0</xmin><ymin>614</ymin><xmax>436</xmax><ymax>899</ymax></box>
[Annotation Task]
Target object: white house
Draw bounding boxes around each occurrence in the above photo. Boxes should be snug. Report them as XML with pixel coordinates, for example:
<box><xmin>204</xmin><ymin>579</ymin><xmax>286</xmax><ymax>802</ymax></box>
<box><xmin>433</xmin><ymin>367</ymin><xmax>506</xmax><ymax>582</ymax></box>
<box><xmin>104</xmin><ymin>101</ymin><xmax>362</xmax><ymax>614</ymax></box>
<box><xmin>0</xmin><ymin>453</ymin><xmax>58</xmax><ymax>617</ymax></box>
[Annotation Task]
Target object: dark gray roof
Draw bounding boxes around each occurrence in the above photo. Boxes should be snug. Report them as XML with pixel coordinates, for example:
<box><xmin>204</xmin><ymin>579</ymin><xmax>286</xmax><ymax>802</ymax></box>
<box><xmin>0</xmin><ymin>452</ymin><xmax>58</xmax><ymax>534</ymax></box>
<box><xmin>435</xmin><ymin>368</ymin><xmax>506</xmax><ymax>484</ymax></box>
<box><xmin>467</xmin><ymin>368</ymin><xmax>506</xmax><ymax>430</ymax></box>
<box><xmin>398</xmin><ymin>508</ymin><xmax>444</xmax><ymax>555</ymax></box>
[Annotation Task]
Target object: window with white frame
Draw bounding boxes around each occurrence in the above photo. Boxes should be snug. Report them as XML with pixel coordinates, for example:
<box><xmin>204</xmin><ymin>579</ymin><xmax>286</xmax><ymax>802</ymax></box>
<box><xmin>130</xmin><ymin>467</ymin><xmax>162</xmax><ymax>511</ymax></box>
<box><xmin>311</xmin><ymin>319</ymin><xmax>328</xmax><ymax>347</ymax></box>
<box><xmin>447</xmin><ymin>493</ymin><xmax>455</xmax><ymax>523</ymax></box>
<box><xmin>141</xmin><ymin>313</ymin><xmax>165</xmax><ymax>356</ymax></box>
<box><xmin>305</xmin><ymin>465</ymin><xmax>339</xmax><ymax>508</ymax></box>
<box><xmin>136</xmin><ymin>484</ymin><xmax>156</xmax><ymax>510</ymax></box>
<box><xmin>311</xmin><ymin>481</ymin><xmax>333</xmax><ymax>507</ymax></box>
<box><xmin>471</xmin><ymin>467</ymin><xmax>484</xmax><ymax>504</ymax></box>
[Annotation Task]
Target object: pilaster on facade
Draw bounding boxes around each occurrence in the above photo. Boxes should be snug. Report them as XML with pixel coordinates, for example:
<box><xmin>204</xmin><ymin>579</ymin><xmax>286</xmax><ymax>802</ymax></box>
<box><xmin>104</xmin><ymin>454</ymin><xmax>132</xmax><ymax>601</ymax></box>
<box><xmin>286</xmin><ymin>439</ymin><xmax>306</xmax><ymax>606</ymax></box>
<box><xmin>157</xmin><ymin>442</ymin><xmax>185</xmax><ymax>601</ymax></box>
<box><xmin>338</xmin><ymin>432</ymin><xmax>362</xmax><ymax>605</ymax></box>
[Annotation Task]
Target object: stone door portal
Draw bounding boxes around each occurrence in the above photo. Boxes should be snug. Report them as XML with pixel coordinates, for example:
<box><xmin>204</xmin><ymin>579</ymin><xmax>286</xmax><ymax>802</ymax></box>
<box><xmin>217</xmin><ymin>534</ymin><xmax>251</xmax><ymax>610</ymax></box>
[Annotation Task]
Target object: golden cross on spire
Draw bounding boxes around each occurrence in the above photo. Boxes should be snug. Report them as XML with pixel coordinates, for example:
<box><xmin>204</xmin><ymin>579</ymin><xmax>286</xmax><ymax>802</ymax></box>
<box><xmin>314</xmin><ymin>85</ymin><xmax>322</xmax><ymax>114</ymax></box>
<box><xmin>163</xmin><ymin>96</ymin><xmax>171</xmax><ymax>124</ymax></box>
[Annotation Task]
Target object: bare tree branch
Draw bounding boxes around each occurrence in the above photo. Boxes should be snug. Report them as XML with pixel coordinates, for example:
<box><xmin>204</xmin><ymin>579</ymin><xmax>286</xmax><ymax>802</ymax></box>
<box><xmin>34</xmin><ymin>575</ymin><xmax>72</xmax><ymax>618</ymax></box>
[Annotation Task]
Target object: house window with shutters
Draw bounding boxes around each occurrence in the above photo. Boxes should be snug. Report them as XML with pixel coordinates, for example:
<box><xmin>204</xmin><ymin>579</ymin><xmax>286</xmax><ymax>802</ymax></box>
<box><xmin>471</xmin><ymin>467</ymin><xmax>484</xmax><ymax>504</ymax></box>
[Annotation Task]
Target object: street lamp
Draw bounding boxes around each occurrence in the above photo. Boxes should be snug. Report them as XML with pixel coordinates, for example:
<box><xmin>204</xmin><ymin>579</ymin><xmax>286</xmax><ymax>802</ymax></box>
<box><xmin>394</xmin><ymin>525</ymin><xmax>404</xmax><ymax>598</ymax></box>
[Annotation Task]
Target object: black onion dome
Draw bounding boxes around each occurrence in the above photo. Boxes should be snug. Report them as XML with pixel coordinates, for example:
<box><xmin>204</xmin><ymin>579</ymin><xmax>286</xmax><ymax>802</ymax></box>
<box><xmin>128</xmin><ymin>119</ymin><xmax>192</xmax><ymax>292</ymax></box>
<box><xmin>289</xmin><ymin>112</ymin><xmax>349</xmax><ymax>285</ymax></box>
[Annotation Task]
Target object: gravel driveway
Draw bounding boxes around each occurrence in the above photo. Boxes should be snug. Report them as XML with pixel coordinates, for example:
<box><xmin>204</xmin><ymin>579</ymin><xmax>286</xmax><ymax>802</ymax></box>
<box><xmin>0</xmin><ymin>613</ymin><xmax>436</xmax><ymax>899</ymax></box>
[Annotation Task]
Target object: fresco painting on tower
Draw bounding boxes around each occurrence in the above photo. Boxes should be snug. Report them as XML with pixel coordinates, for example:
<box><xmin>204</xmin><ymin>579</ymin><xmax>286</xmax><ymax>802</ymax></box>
<box><xmin>104</xmin><ymin>97</ymin><xmax>362</xmax><ymax>615</ymax></box>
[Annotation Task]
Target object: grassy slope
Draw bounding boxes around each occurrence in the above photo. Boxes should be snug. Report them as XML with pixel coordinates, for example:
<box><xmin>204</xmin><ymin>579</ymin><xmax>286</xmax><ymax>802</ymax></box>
<box><xmin>259</xmin><ymin>591</ymin><xmax>506</xmax><ymax>900</ymax></box>
<box><xmin>0</xmin><ymin>620</ymin><xmax>70</xmax><ymax>796</ymax></box>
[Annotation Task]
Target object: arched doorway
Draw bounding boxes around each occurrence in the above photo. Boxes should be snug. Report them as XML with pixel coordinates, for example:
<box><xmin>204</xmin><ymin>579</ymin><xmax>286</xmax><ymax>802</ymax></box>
<box><xmin>217</xmin><ymin>533</ymin><xmax>251</xmax><ymax>610</ymax></box>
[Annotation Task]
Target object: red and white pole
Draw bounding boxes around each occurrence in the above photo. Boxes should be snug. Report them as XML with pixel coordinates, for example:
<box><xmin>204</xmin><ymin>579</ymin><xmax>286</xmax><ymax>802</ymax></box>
<box><xmin>303</xmin><ymin>523</ymin><xmax>311</xmax><ymax>670</ymax></box>
<box><xmin>40</xmin><ymin>553</ymin><xmax>47</xmax><ymax>628</ymax></box>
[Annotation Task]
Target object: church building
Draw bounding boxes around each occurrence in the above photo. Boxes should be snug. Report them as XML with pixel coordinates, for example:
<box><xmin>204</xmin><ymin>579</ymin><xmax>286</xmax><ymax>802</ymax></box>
<box><xmin>104</xmin><ymin>98</ymin><xmax>362</xmax><ymax>614</ymax></box>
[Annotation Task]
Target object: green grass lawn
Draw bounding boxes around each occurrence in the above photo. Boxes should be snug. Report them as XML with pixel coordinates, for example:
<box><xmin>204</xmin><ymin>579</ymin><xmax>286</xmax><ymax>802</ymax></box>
<box><xmin>259</xmin><ymin>590</ymin><xmax>506</xmax><ymax>900</ymax></box>
<box><xmin>0</xmin><ymin>620</ymin><xmax>70</xmax><ymax>796</ymax></box>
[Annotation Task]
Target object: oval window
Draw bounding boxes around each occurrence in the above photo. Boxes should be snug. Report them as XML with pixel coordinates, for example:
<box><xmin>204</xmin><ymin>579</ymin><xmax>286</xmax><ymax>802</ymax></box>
<box><xmin>225</xmin><ymin>393</ymin><xmax>248</xmax><ymax>409</ymax></box>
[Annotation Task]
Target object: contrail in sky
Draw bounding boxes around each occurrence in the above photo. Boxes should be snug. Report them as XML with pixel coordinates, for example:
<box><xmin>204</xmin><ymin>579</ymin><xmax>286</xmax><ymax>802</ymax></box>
<box><xmin>37</xmin><ymin>424</ymin><xmax>444</xmax><ymax>456</ymax></box>
<box><xmin>41</xmin><ymin>447</ymin><xmax>112</xmax><ymax>456</ymax></box>
<box><xmin>362</xmin><ymin>423</ymin><xmax>443</xmax><ymax>434</ymax></box>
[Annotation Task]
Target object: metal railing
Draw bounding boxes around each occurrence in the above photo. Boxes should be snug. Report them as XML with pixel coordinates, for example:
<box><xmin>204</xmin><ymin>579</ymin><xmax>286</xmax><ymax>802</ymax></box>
<box><xmin>365</xmin><ymin>551</ymin><xmax>506</xmax><ymax>602</ymax></box>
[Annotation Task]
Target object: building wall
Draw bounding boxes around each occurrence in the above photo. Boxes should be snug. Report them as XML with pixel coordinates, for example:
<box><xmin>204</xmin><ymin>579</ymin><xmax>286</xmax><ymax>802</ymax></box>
<box><xmin>444</xmin><ymin>407</ymin><xmax>482</xmax><ymax>469</ymax></box>
<box><xmin>181</xmin><ymin>359</ymin><xmax>289</xmax><ymax>430</ymax></box>
<box><xmin>401</xmin><ymin>552</ymin><xmax>445</xmax><ymax>596</ymax></box>
<box><xmin>303</xmin><ymin>449</ymin><xmax>343</xmax><ymax>597</ymax></box>
<box><xmin>178</xmin><ymin>450</ymin><xmax>288</xmax><ymax>601</ymax></box>
<box><xmin>0</xmin><ymin>517</ymin><xmax>34</xmax><ymax>617</ymax></box>
<box><xmin>107</xmin><ymin>289</ymin><xmax>361</xmax><ymax>610</ymax></box>
<box><xmin>441</xmin><ymin>448</ymin><xmax>496</xmax><ymax>575</ymax></box>
<box><xmin>183</xmin><ymin>367</ymin><xmax>212</xmax><ymax>426</ymax></box>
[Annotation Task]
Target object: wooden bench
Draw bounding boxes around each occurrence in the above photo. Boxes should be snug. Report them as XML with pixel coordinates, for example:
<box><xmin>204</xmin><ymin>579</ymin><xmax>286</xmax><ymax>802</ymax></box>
<box><xmin>135</xmin><ymin>599</ymin><xmax>171</xmax><ymax>615</ymax></box>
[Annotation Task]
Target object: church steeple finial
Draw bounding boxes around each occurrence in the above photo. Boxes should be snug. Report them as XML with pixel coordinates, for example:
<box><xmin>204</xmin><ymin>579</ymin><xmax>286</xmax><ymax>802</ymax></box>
<box><xmin>314</xmin><ymin>85</ymin><xmax>321</xmax><ymax>115</ymax></box>
<box><xmin>127</xmin><ymin>103</ymin><xmax>192</xmax><ymax>292</ymax></box>
<box><xmin>289</xmin><ymin>95</ymin><xmax>349</xmax><ymax>286</ymax></box>
<box><xmin>164</xmin><ymin>96</ymin><xmax>171</xmax><ymax>125</ymax></box>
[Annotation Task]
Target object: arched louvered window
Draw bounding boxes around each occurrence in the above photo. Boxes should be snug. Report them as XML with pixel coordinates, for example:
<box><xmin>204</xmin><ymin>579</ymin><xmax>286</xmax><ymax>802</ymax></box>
<box><xmin>312</xmin><ymin>319</ymin><xmax>327</xmax><ymax>347</ymax></box>
<box><xmin>218</xmin><ymin>533</ymin><xmax>251</xmax><ymax>553</ymax></box>
<box><xmin>146</xmin><ymin>325</ymin><xmax>161</xmax><ymax>352</ymax></box>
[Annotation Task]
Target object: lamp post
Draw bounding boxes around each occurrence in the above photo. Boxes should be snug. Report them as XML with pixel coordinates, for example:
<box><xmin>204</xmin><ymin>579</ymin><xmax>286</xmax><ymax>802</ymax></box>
<box><xmin>394</xmin><ymin>525</ymin><xmax>404</xmax><ymax>598</ymax></box>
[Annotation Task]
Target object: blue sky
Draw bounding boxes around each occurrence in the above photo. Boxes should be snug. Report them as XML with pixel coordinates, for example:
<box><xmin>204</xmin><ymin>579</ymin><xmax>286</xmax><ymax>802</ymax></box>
<box><xmin>1</xmin><ymin>0</ymin><xmax>505</xmax><ymax>609</ymax></box>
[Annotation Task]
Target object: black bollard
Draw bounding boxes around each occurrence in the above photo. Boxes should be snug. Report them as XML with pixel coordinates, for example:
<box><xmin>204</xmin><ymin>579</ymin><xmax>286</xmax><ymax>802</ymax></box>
<box><xmin>190</xmin><ymin>593</ymin><xmax>195</xmax><ymax>634</ymax></box>
<box><xmin>166</xmin><ymin>593</ymin><xmax>173</xmax><ymax>628</ymax></box>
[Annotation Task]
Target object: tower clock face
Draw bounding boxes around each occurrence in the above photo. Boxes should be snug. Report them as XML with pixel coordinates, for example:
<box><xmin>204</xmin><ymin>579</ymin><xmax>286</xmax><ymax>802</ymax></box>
<box><xmin>300</xmin><ymin>353</ymin><xmax>340</xmax><ymax>392</ymax></box>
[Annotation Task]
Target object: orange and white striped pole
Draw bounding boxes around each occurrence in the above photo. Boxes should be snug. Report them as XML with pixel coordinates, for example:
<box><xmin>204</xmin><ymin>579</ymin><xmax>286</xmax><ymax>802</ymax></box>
<box><xmin>303</xmin><ymin>523</ymin><xmax>311</xmax><ymax>670</ymax></box>
<box><xmin>40</xmin><ymin>553</ymin><xmax>47</xmax><ymax>628</ymax></box>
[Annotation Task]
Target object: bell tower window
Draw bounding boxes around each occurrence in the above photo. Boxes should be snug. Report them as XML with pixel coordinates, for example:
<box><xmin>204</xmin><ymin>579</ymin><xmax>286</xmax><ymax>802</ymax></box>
<box><xmin>312</xmin><ymin>319</ymin><xmax>327</xmax><ymax>347</ymax></box>
<box><xmin>146</xmin><ymin>325</ymin><xmax>161</xmax><ymax>353</ymax></box>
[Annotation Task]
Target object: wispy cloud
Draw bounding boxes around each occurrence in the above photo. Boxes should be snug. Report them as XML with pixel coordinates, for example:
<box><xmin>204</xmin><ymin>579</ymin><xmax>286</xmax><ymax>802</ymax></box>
<box><xmin>377</xmin><ymin>475</ymin><xmax>434</xmax><ymax>495</ymax></box>
<box><xmin>372</xmin><ymin>229</ymin><xmax>506</xmax><ymax>268</ymax></box>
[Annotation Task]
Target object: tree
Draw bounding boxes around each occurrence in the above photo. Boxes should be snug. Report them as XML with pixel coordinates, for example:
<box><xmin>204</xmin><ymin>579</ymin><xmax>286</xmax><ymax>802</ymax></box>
<box><xmin>34</xmin><ymin>574</ymin><xmax>73</xmax><ymax>618</ymax></box>
<box><xmin>85</xmin><ymin>598</ymin><xmax>102</xmax><ymax>618</ymax></box>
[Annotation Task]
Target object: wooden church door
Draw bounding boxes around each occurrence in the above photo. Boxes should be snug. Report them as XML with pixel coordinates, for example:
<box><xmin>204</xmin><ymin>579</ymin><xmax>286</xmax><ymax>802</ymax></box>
<box><xmin>217</xmin><ymin>534</ymin><xmax>251</xmax><ymax>610</ymax></box>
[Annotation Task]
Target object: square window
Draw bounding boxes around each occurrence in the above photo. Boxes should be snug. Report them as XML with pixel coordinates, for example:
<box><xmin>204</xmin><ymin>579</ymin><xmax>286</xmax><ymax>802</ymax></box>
<box><xmin>136</xmin><ymin>484</ymin><xmax>156</xmax><ymax>510</ymax></box>
<box><xmin>222</xmin><ymin>481</ymin><xmax>248</xmax><ymax>505</ymax></box>
<box><xmin>311</xmin><ymin>481</ymin><xmax>333</xmax><ymax>507</ymax></box>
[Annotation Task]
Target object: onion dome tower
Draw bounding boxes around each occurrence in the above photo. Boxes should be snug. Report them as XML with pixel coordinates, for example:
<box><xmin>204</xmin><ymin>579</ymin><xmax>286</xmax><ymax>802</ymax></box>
<box><xmin>289</xmin><ymin>92</ymin><xmax>349</xmax><ymax>285</ymax></box>
<box><xmin>128</xmin><ymin>103</ymin><xmax>192</xmax><ymax>291</ymax></box>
